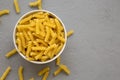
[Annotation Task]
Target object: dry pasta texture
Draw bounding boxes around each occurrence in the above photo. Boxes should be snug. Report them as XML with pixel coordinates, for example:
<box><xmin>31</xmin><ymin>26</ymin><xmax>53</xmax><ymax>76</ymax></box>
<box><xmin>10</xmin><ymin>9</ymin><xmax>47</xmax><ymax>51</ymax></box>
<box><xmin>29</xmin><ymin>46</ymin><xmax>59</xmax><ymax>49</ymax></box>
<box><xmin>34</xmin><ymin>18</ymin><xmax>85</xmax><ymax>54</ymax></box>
<box><xmin>56</xmin><ymin>56</ymin><xmax>61</xmax><ymax>65</ymax></box>
<box><xmin>15</xmin><ymin>11</ymin><xmax>66</xmax><ymax>62</ymax></box>
<box><xmin>38</xmin><ymin>67</ymin><xmax>50</xmax><ymax>76</ymax></box>
<box><xmin>14</xmin><ymin>0</ymin><xmax>20</xmax><ymax>13</ymax></box>
<box><xmin>18</xmin><ymin>66</ymin><xmax>24</xmax><ymax>80</ymax></box>
<box><xmin>42</xmin><ymin>71</ymin><xmax>49</xmax><ymax>80</ymax></box>
<box><xmin>0</xmin><ymin>66</ymin><xmax>11</xmax><ymax>80</ymax></box>
<box><xmin>59</xmin><ymin>64</ymin><xmax>70</xmax><ymax>75</ymax></box>
<box><xmin>54</xmin><ymin>64</ymin><xmax>70</xmax><ymax>76</ymax></box>
<box><xmin>29</xmin><ymin>0</ymin><xmax>42</xmax><ymax>9</ymax></box>
<box><xmin>54</xmin><ymin>67</ymin><xmax>62</xmax><ymax>76</ymax></box>
<box><xmin>0</xmin><ymin>10</ymin><xmax>10</xmax><ymax>16</ymax></box>
<box><xmin>5</xmin><ymin>48</ymin><xmax>17</xmax><ymax>58</ymax></box>
<box><xmin>29</xmin><ymin>77</ymin><xmax>34</xmax><ymax>80</ymax></box>
<box><xmin>67</xmin><ymin>30</ymin><xmax>74</xmax><ymax>37</ymax></box>
<box><xmin>38</xmin><ymin>67</ymin><xmax>50</xmax><ymax>80</ymax></box>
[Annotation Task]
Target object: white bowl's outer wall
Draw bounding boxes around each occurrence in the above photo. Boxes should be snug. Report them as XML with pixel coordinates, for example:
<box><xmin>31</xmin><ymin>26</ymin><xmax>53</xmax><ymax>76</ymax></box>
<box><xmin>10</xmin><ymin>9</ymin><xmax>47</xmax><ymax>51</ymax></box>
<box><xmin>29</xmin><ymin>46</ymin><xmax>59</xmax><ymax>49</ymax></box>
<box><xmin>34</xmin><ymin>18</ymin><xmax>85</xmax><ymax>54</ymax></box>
<box><xmin>13</xmin><ymin>10</ymin><xmax>67</xmax><ymax>64</ymax></box>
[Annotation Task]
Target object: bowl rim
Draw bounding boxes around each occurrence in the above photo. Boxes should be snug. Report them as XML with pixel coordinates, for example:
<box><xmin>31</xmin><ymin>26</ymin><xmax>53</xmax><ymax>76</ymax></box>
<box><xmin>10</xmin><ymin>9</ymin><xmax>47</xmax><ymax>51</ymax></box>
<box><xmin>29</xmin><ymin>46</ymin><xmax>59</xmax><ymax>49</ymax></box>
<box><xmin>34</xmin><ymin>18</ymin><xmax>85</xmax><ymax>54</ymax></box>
<box><xmin>13</xmin><ymin>10</ymin><xmax>67</xmax><ymax>64</ymax></box>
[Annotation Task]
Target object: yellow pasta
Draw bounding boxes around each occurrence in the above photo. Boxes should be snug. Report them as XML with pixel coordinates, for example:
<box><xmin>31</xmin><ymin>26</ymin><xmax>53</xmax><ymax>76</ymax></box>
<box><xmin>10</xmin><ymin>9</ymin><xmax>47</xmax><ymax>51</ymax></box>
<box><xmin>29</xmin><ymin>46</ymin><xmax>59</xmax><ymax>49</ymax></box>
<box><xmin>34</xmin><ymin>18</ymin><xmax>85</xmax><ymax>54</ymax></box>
<box><xmin>32</xmin><ymin>33</ymin><xmax>44</xmax><ymax>40</ymax></box>
<box><xmin>29</xmin><ymin>77</ymin><xmax>34</xmax><ymax>80</ymax></box>
<box><xmin>32</xmin><ymin>46</ymin><xmax>46</xmax><ymax>51</ymax></box>
<box><xmin>50</xmin><ymin>44</ymin><xmax>58</xmax><ymax>58</ymax></box>
<box><xmin>30</xmin><ymin>20</ymin><xmax>36</xmax><ymax>26</ymax></box>
<box><xmin>54</xmin><ymin>67</ymin><xmax>62</xmax><ymax>76</ymax></box>
<box><xmin>56</xmin><ymin>56</ymin><xmax>61</xmax><ymax>65</ymax></box>
<box><xmin>39</xmin><ymin>23</ymin><xmax>45</xmax><ymax>37</ymax></box>
<box><xmin>44</xmin><ymin>13</ymin><xmax>49</xmax><ymax>22</ymax></box>
<box><xmin>41</xmin><ymin>56</ymin><xmax>49</xmax><ymax>61</ymax></box>
<box><xmin>17</xmin><ymin>26</ymin><xmax>22</xmax><ymax>32</ymax></box>
<box><xmin>29</xmin><ymin>1</ymin><xmax>38</xmax><ymax>7</ymax></box>
<box><xmin>33</xmin><ymin>41</ymin><xmax>39</xmax><ymax>46</ymax></box>
<box><xmin>17</xmin><ymin>38</ymin><xmax>22</xmax><ymax>52</ymax></box>
<box><xmin>5</xmin><ymin>48</ymin><xmax>17</xmax><ymax>58</ymax></box>
<box><xmin>50</xmin><ymin>18</ymin><xmax>55</xmax><ymax>24</ymax></box>
<box><xmin>23</xmin><ymin>31</ymin><xmax>30</xmax><ymax>41</ymax></box>
<box><xmin>49</xmin><ymin>37</ymin><xmax>57</xmax><ymax>45</ymax></box>
<box><xmin>0</xmin><ymin>66</ymin><xmax>11</xmax><ymax>80</ymax></box>
<box><xmin>26</xmin><ymin>57</ymin><xmax>35</xmax><ymax>61</ymax></box>
<box><xmin>45</xmin><ymin>27</ymin><xmax>50</xmax><ymax>42</ymax></box>
<box><xmin>28</xmin><ymin>31</ymin><xmax>34</xmax><ymax>41</ymax></box>
<box><xmin>17</xmin><ymin>25</ymin><xmax>28</xmax><ymax>28</ymax></box>
<box><xmin>18</xmin><ymin>66</ymin><xmax>24</xmax><ymax>80</ymax></box>
<box><xmin>38</xmin><ymin>0</ymin><xmax>42</xmax><ymax>10</ymax></box>
<box><xmin>35</xmin><ymin>52</ymin><xmax>44</xmax><ymax>60</ymax></box>
<box><xmin>60</xmin><ymin>32</ymin><xmax>64</xmax><ymax>37</ymax></box>
<box><xmin>57</xmin><ymin>36</ymin><xmax>65</xmax><ymax>43</ymax></box>
<box><xmin>55</xmin><ymin>43</ymin><xmax>64</xmax><ymax>55</ymax></box>
<box><xmin>14</xmin><ymin>0</ymin><xmax>20</xmax><ymax>13</ymax></box>
<box><xmin>19</xmin><ymin>33</ymin><xmax>26</xmax><ymax>48</ymax></box>
<box><xmin>39</xmin><ymin>19</ymin><xmax>45</xmax><ymax>23</ymax></box>
<box><xmin>59</xmin><ymin>64</ymin><xmax>70</xmax><ymax>75</ymax></box>
<box><xmin>33</xmin><ymin>14</ymin><xmax>44</xmax><ymax>19</ymax></box>
<box><xmin>44</xmin><ymin>44</ymin><xmax>56</xmax><ymax>55</ymax></box>
<box><xmin>26</xmin><ymin>41</ymin><xmax>32</xmax><ymax>57</ymax></box>
<box><xmin>42</xmin><ymin>71</ymin><xmax>49</xmax><ymax>80</ymax></box>
<box><xmin>22</xmin><ymin>48</ymin><xmax>26</xmax><ymax>55</ymax></box>
<box><xmin>28</xmin><ymin>27</ymin><xmax>35</xmax><ymax>32</ymax></box>
<box><xmin>36</xmin><ymin>39</ymin><xmax>48</xmax><ymax>47</ymax></box>
<box><xmin>54</xmin><ymin>18</ymin><xmax>63</xmax><ymax>35</ymax></box>
<box><xmin>16</xmin><ymin>26</ymin><xmax>24</xmax><ymax>32</ymax></box>
<box><xmin>15</xmin><ymin>11</ymin><xmax>66</xmax><ymax>62</ymax></box>
<box><xmin>0</xmin><ymin>9</ymin><xmax>9</xmax><ymax>16</ymax></box>
<box><xmin>38</xmin><ymin>67</ymin><xmax>50</xmax><ymax>76</ymax></box>
<box><xmin>29</xmin><ymin>0</ymin><xmax>42</xmax><ymax>9</ymax></box>
<box><xmin>35</xmin><ymin>19</ymin><xmax>40</xmax><ymax>34</ymax></box>
<box><xmin>30</xmin><ymin>52</ymin><xmax>37</xmax><ymax>56</ymax></box>
<box><xmin>43</xmin><ymin>22</ymin><xmax>56</xmax><ymax>29</ymax></box>
<box><xmin>19</xmin><ymin>15</ymin><xmax>32</xmax><ymax>24</ymax></box>
<box><xmin>67</xmin><ymin>30</ymin><xmax>74</xmax><ymax>37</ymax></box>
<box><xmin>49</xmin><ymin>30</ymin><xmax>57</xmax><ymax>45</ymax></box>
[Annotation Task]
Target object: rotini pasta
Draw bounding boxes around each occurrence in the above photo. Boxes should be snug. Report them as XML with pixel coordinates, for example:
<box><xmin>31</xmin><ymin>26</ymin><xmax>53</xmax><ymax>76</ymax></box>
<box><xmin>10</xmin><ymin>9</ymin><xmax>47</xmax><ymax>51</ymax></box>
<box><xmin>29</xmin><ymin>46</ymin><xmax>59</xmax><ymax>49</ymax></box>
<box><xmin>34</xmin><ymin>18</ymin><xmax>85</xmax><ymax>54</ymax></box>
<box><xmin>29</xmin><ymin>77</ymin><xmax>34</xmax><ymax>80</ymax></box>
<box><xmin>42</xmin><ymin>71</ymin><xmax>49</xmax><ymax>80</ymax></box>
<box><xmin>67</xmin><ymin>30</ymin><xmax>74</xmax><ymax>37</ymax></box>
<box><xmin>15</xmin><ymin>11</ymin><xmax>66</xmax><ymax>62</ymax></box>
<box><xmin>5</xmin><ymin>49</ymin><xmax>17</xmax><ymax>58</ymax></box>
<box><xmin>19</xmin><ymin>33</ymin><xmax>26</xmax><ymax>48</ymax></box>
<box><xmin>56</xmin><ymin>56</ymin><xmax>61</xmax><ymax>65</ymax></box>
<box><xmin>29</xmin><ymin>1</ymin><xmax>38</xmax><ymax>7</ymax></box>
<box><xmin>35</xmin><ymin>52</ymin><xmax>44</xmax><ymax>60</ymax></box>
<box><xmin>28</xmin><ymin>31</ymin><xmax>34</xmax><ymax>41</ymax></box>
<box><xmin>23</xmin><ymin>31</ymin><xmax>30</xmax><ymax>41</ymax></box>
<box><xmin>35</xmin><ymin>19</ymin><xmax>40</xmax><ymax>34</ymax></box>
<box><xmin>18</xmin><ymin>66</ymin><xmax>24</xmax><ymax>80</ymax></box>
<box><xmin>45</xmin><ymin>27</ymin><xmax>50</xmax><ymax>42</ymax></box>
<box><xmin>59</xmin><ymin>64</ymin><xmax>70</xmax><ymax>75</ymax></box>
<box><xmin>0</xmin><ymin>9</ymin><xmax>9</xmax><ymax>16</ymax></box>
<box><xmin>17</xmin><ymin>38</ymin><xmax>22</xmax><ymax>52</ymax></box>
<box><xmin>26</xmin><ymin>41</ymin><xmax>32</xmax><ymax>57</ymax></box>
<box><xmin>14</xmin><ymin>0</ymin><xmax>20</xmax><ymax>13</ymax></box>
<box><xmin>38</xmin><ymin>67</ymin><xmax>50</xmax><ymax>76</ymax></box>
<box><xmin>54</xmin><ymin>67</ymin><xmax>62</xmax><ymax>76</ymax></box>
<box><xmin>32</xmin><ymin>46</ymin><xmax>46</xmax><ymax>51</ymax></box>
<box><xmin>29</xmin><ymin>0</ymin><xmax>42</xmax><ymax>9</ymax></box>
<box><xmin>38</xmin><ymin>0</ymin><xmax>42</xmax><ymax>10</ymax></box>
<box><xmin>0</xmin><ymin>66</ymin><xmax>11</xmax><ymax>80</ymax></box>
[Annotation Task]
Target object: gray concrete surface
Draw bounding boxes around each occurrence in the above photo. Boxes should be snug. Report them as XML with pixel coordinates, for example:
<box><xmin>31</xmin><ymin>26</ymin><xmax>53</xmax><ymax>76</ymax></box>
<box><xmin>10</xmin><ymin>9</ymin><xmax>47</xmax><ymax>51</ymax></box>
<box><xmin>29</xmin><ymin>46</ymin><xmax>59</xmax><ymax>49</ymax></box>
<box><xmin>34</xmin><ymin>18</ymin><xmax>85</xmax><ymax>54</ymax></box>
<box><xmin>0</xmin><ymin>0</ymin><xmax>120</xmax><ymax>80</ymax></box>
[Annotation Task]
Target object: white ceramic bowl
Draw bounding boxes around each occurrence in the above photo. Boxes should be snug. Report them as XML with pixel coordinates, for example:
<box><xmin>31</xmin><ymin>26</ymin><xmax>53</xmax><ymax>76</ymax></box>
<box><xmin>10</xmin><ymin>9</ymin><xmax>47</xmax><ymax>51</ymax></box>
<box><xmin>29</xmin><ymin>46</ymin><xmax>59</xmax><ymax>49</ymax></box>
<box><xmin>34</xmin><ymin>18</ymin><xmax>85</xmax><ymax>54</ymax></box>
<box><xmin>13</xmin><ymin>10</ymin><xmax>67</xmax><ymax>64</ymax></box>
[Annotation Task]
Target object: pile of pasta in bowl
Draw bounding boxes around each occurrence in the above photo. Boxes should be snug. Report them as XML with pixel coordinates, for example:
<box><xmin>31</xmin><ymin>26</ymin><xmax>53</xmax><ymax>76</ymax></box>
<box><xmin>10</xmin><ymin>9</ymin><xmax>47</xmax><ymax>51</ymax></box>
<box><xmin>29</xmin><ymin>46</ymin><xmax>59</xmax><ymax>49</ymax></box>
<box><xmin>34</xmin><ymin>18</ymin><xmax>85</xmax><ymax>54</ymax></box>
<box><xmin>13</xmin><ymin>10</ymin><xmax>67</xmax><ymax>64</ymax></box>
